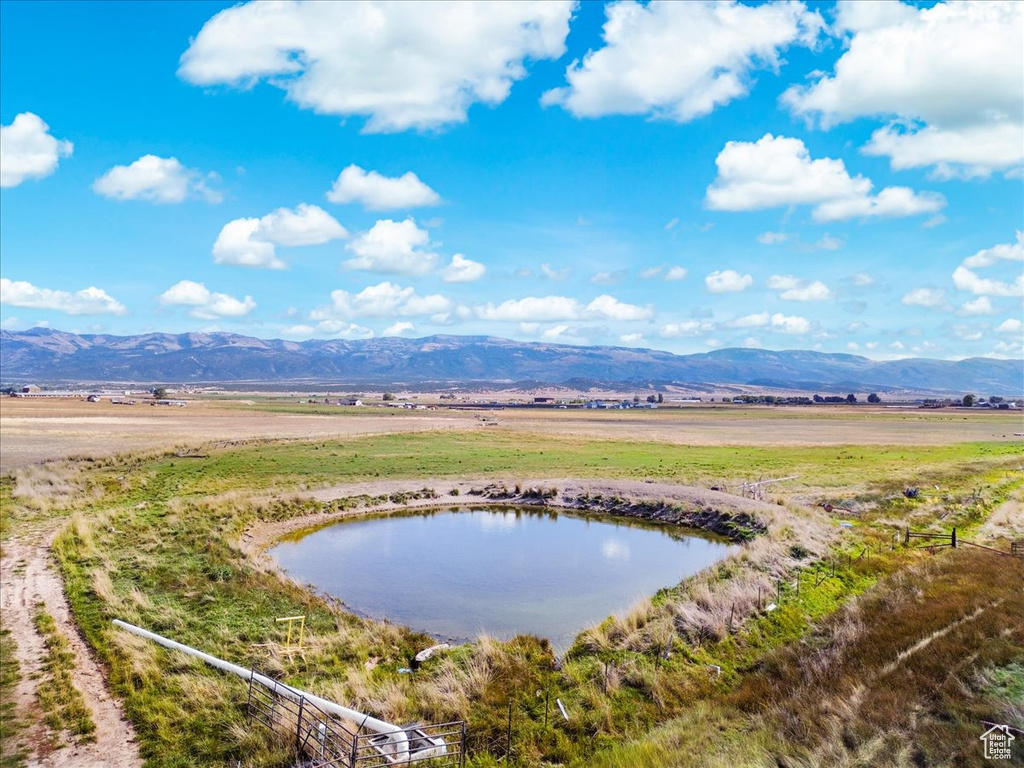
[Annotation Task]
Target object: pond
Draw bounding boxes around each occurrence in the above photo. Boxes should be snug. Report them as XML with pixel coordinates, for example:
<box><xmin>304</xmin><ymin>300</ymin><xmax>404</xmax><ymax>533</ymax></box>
<box><xmin>268</xmin><ymin>507</ymin><xmax>737</xmax><ymax>652</ymax></box>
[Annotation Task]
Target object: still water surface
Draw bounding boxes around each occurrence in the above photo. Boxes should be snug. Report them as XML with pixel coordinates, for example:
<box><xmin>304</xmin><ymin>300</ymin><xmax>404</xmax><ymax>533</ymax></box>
<box><xmin>269</xmin><ymin>507</ymin><xmax>736</xmax><ymax>651</ymax></box>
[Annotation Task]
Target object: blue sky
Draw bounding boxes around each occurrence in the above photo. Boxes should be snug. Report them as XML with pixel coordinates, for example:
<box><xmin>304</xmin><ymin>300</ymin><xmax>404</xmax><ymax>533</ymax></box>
<box><xmin>1</xmin><ymin>0</ymin><xmax>1021</xmax><ymax>359</ymax></box>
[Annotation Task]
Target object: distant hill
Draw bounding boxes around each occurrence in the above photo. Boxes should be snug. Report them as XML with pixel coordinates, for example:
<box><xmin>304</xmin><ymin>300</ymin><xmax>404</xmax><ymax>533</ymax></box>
<box><xmin>1</xmin><ymin>327</ymin><xmax>1021</xmax><ymax>395</ymax></box>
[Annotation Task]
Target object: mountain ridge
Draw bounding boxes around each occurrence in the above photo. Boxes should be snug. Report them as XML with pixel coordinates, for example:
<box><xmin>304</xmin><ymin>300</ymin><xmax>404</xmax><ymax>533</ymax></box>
<box><xmin>1</xmin><ymin>327</ymin><xmax>1020</xmax><ymax>394</ymax></box>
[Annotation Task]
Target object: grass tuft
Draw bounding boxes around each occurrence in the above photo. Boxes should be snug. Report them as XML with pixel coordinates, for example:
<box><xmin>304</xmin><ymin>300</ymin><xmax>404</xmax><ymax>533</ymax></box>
<box><xmin>0</xmin><ymin>624</ymin><xmax>27</xmax><ymax>768</ymax></box>
<box><xmin>32</xmin><ymin>605</ymin><xmax>97</xmax><ymax>744</ymax></box>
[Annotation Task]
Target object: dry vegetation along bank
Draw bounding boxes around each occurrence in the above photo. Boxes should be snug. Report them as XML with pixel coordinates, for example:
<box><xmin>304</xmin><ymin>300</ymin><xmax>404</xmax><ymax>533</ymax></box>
<box><xmin>0</xmin><ymin>414</ymin><xmax>1021</xmax><ymax>767</ymax></box>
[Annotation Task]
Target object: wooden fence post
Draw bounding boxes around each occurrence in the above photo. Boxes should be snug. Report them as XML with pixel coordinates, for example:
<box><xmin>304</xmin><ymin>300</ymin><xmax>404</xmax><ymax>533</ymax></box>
<box><xmin>951</xmin><ymin>528</ymin><xmax>957</xmax><ymax>549</ymax></box>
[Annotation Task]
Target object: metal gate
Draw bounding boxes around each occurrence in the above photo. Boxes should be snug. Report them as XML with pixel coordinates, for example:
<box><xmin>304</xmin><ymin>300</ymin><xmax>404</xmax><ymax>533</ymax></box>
<box><xmin>246</xmin><ymin>669</ymin><xmax>465</xmax><ymax>767</ymax></box>
<box><xmin>247</xmin><ymin>670</ymin><xmax>357</xmax><ymax>765</ymax></box>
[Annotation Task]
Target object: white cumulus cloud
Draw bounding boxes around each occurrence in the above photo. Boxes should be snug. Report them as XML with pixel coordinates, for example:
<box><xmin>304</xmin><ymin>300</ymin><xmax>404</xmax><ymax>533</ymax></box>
<box><xmin>958</xmin><ymin>296</ymin><xmax>994</xmax><ymax>316</ymax></box>
<box><xmin>951</xmin><ymin>266</ymin><xmax>1024</xmax><ymax>298</ymax></box>
<box><xmin>951</xmin><ymin>232</ymin><xmax>1024</xmax><ymax>298</ymax></box>
<box><xmin>705</xmin><ymin>269</ymin><xmax>753</xmax><ymax>293</ymax></box>
<box><xmin>585</xmin><ymin>295</ymin><xmax>654</xmax><ymax>321</ymax></box>
<box><xmin>159</xmin><ymin>280</ymin><xmax>256</xmax><ymax>319</ymax></box>
<box><xmin>590</xmin><ymin>270</ymin><xmax>628</xmax><ymax>285</ymax></box>
<box><xmin>659</xmin><ymin>320</ymin><xmax>714</xmax><ymax>338</ymax></box>
<box><xmin>664</xmin><ymin>266</ymin><xmax>688</xmax><ymax>281</ymax></box>
<box><xmin>706</xmin><ymin>134</ymin><xmax>944</xmax><ymax>221</ymax></box>
<box><xmin>767</xmin><ymin>275</ymin><xmax>833</xmax><ymax>301</ymax></box>
<box><xmin>726</xmin><ymin>312</ymin><xmax>770</xmax><ymax>328</ymax></box>
<box><xmin>901</xmin><ymin>288</ymin><xmax>948</xmax><ymax>308</ymax></box>
<box><xmin>770</xmin><ymin>313</ymin><xmax>811</xmax><ymax>334</ymax></box>
<box><xmin>93</xmin><ymin>155</ymin><xmax>221</xmax><ymax>203</ymax></box>
<box><xmin>312</xmin><ymin>282</ymin><xmax>451</xmax><ymax>320</ymax></box>
<box><xmin>963</xmin><ymin>231</ymin><xmax>1023</xmax><ymax>268</ymax></box>
<box><xmin>813</xmin><ymin>185</ymin><xmax>947</xmax><ymax>222</ymax></box>
<box><xmin>213</xmin><ymin>219</ymin><xmax>282</xmax><ymax>269</ymax></box>
<box><xmin>0</xmin><ymin>278</ymin><xmax>125</xmax><ymax>315</ymax></box>
<box><xmin>344</xmin><ymin>218</ymin><xmax>438</xmax><ymax>275</ymax></box>
<box><xmin>784</xmin><ymin>1</ymin><xmax>1023</xmax><ymax>179</ymax></box>
<box><xmin>781</xmin><ymin>281</ymin><xmax>832</xmax><ymax>301</ymax></box>
<box><xmin>542</xmin><ymin>324</ymin><xmax>572</xmax><ymax>341</ymax></box>
<box><xmin>257</xmin><ymin>204</ymin><xmax>348</xmax><ymax>246</ymax></box>
<box><xmin>179</xmin><ymin>1</ymin><xmax>573</xmax><ymax>133</ymax></box>
<box><xmin>282</xmin><ymin>321</ymin><xmax>373</xmax><ymax>339</ymax></box>
<box><xmin>326</xmin><ymin>165</ymin><xmax>440</xmax><ymax>209</ymax></box>
<box><xmin>441</xmin><ymin>254</ymin><xmax>486</xmax><ymax>283</ymax></box>
<box><xmin>214</xmin><ymin>204</ymin><xmax>347</xmax><ymax>269</ymax></box>
<box><xmin>542</xmin><ymin>0</ymin><xmax>823</xmax><ymax>121</ymax></box>
<box><xmin>0</xmin><ymin>113</ymin><xmax>73</xmax><ymax>188</ymax></box>
<box><xmin>382</xmin><ymin>321</ymin><xmax>415</xmax><ymax>336</ymax></box>
<box><xmin>476</xmin><ymin>296</ymin><xmax>581</xmax><ymax>322</ymax></box>
<box><xmin>996</xmin><ymin>318</ymin><xmax>1022</xmax><ymax>334</ymax></box>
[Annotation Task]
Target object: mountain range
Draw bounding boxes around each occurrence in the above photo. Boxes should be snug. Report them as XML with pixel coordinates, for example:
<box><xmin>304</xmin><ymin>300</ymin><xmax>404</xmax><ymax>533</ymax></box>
<box><xmin>1</xmin><ymin>327</ymin><xmax>1021</xmax><ymax>395</ymax></box>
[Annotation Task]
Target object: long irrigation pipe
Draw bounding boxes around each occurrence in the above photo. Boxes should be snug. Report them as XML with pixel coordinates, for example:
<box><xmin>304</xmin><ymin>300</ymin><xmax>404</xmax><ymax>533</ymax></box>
<box><xmin>112</xmin><ymin>619</ymin><xmax>411</xmax><ymax>759</ymax></box>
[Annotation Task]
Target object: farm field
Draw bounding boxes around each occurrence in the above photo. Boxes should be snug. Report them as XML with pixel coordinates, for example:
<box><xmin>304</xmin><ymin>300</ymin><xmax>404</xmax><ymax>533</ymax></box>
<box><xmin>2</xmin><ymin>396</ymin><xmax>1019</xmax><ymax>471</ymax></box>
<box><xmin>0</xmin><ymin>399</ymin><xmax>1021</xmax><ymax>767</ymax></box>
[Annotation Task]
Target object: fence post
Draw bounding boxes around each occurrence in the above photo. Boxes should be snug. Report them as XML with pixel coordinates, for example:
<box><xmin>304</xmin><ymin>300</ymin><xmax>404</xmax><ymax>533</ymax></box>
<box><xmin>296</xmin><ymin>695</ymin><xmax>305</xmax><ymax>754</ymax></box>
<box><xmin>951</xmin><ymin>528</ymin><xmax>957</xmax><ymax>549</ymax></box>
<box><xmin>506</xmin><ymin>698</ymin><xmax>513</xmax><ymax>763</ymax></box>
<box><xmin>904</xmin><ymin>528</ymin><xmax>910</xmax><ymax>546</ymax></box>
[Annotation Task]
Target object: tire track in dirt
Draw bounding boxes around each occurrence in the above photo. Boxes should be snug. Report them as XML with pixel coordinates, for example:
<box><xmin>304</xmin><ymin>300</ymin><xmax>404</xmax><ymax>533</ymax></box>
<box><xmin>0</xmin><ymin>530</ymin><xmax>141</xmax><ymax>768</ymax></box>
<box><xmin>879</xmin><ymin>598</ymin><xmax>1004</xmax><ymax>678</ymax></box>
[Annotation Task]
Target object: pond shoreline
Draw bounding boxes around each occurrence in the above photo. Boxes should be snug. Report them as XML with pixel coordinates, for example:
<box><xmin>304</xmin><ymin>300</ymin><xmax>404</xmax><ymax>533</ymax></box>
<box><xmin>240</xmin><ymin>477</ymin><xmax>784</xmax><ymax>567</ymax></box>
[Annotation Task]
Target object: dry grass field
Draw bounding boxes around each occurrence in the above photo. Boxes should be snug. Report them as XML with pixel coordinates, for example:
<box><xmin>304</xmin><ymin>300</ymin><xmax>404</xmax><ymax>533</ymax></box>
<box><xmin>2</xmin><ymin>397</ymin><xmax>1018</xmax><ymax>472</ymax></box>
<box><xmin>0</xmin><ymin>398</ymin><xmax>472</xmax><ymax>471</ymax></box>
<box><xmin>491</xmin><ymin>404</ymin><xmax>1022</xmax><ymax>447</ymax></box>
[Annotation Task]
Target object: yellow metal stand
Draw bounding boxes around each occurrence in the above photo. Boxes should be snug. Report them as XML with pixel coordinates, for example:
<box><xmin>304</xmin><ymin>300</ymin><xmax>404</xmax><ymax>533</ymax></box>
<box><xmin>276</xmin><ymin>615</ymin><xmax>306</xmax><ymax>649</ymax></box>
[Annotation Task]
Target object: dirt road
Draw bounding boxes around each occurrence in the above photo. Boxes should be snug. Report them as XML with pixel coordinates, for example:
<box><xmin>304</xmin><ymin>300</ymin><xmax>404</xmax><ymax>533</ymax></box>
<box><xmin>1</xmin><ymin>529</ymin><xmax>141</xmax><ymax>767</ymax></box>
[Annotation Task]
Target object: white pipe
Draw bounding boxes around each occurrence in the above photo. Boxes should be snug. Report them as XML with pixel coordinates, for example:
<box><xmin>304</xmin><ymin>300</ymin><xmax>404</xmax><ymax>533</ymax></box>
<box><xmin>112</xmin><ymin>619</ymin><xmax>411</xmax><ymax>760</ymax></box>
